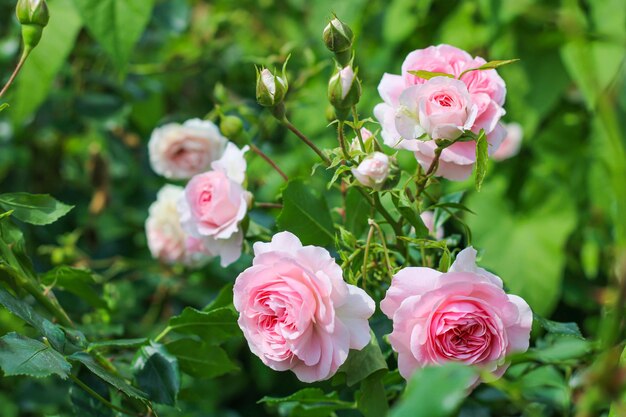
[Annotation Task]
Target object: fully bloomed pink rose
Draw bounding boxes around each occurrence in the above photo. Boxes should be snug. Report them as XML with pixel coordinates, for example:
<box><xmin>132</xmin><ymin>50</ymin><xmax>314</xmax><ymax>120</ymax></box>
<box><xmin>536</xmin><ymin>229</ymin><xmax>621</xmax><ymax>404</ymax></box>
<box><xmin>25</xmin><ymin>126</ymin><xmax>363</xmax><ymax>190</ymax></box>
<box><xmin>145</xmin><ymin>185</ymin><xmax>210</xmax><ymax>267</ymax></box>
<box><xmin>233</xmin><ymin>231</ymin><xmax>375</xmax><ymax>382</ymax></box>
<box><xmin>148</xmin><ymin>119</ymin><xmax>228</xmax><ymax>180</ymax></box>
<box><xmin>380</xmin><ymin>247</ymin><xmax>532</xmax><ymax>385</ymax></box>
<box><xmin>178</xmin><ymin>143</ymin><xmax>251</xmax><ymax>266</ymax></box>
<box><xmin>374</xmin><ymin>44</ymin><xmax>507</xmax><ymax>180</ymax></box>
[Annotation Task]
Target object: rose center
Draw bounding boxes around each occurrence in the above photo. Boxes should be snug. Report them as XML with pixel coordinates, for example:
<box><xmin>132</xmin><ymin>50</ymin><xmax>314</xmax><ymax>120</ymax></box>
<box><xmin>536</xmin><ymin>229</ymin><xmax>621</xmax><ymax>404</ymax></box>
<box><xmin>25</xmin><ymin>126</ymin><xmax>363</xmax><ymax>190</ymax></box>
<box><xmin>433</xmin><ymin>93</ymin><xmax>454</xmax><ymax>107</ymax></box>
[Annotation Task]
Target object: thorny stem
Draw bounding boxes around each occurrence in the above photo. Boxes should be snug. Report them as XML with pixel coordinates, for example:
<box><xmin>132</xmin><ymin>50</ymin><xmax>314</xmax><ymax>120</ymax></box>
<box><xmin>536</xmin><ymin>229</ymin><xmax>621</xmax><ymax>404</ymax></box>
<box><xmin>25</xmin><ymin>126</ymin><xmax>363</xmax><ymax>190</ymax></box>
<box><xmin>0</xmin><ymin>48</ymin><xmax>31</xmax><ymax>98</ymax></box>
<box><xmin>250</xmin><ymin>144</ymin><xmax>288</xmax><ymax>181</ymax></box>
<box><xmin>283</xmin><ymin>119</ymin><xmax>331</xmax><ymax>165</ymax></box>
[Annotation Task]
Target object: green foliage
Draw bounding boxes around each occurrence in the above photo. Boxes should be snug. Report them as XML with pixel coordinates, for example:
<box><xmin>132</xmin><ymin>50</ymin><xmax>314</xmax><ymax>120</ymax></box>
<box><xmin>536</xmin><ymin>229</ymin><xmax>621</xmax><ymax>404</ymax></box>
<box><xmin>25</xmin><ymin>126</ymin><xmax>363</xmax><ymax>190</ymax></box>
<box><xmin>41</xmin><ymin>266</ymin><xmax>105</xmax><ymax>309</ymax></box>
<box><xmin>260</xmin><ymin>388</ymin><xmax>354</xmax><ymax>417</ymax></box>
<box><xmin>0</xmin><ymin>193</ymin><xmax>73</xmax><ymax>225</ymax></box>
<box><xmin>0</xmin><ymin>333</ymin><xmax>70</xmax><ymax>379</ymax></box>
<box><xmin>165</xmin><ymin>307</ymin><xmax>239</xmax><ymax>345</ymax></box>
<box><xmin>474</xmin><ymin>129</ymin><xmax>488</xmax><ymax>191</ymax></box>
<box><xmin>337</xmin><ymin>332</ymin><xmax>387</xmax><ymax>387</ymax></box>
<box><xmin>133</xmin><ymin>342</ymin><xmax>180</xmax><ymax>406</ymax></box>
<box><xmin>166</xmin><ymin>338</ymin><xmax>239</xmax><ymax>379</ymax></box>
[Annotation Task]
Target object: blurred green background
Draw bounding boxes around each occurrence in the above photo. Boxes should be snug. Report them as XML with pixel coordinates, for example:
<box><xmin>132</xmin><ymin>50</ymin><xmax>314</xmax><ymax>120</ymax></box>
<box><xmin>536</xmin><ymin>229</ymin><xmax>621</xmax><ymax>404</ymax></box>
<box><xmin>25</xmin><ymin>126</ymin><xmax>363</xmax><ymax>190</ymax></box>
<box><xmin>0</xmin><ymin>0</ymin><xmax>624</xmax><ymax>415</ymax></box>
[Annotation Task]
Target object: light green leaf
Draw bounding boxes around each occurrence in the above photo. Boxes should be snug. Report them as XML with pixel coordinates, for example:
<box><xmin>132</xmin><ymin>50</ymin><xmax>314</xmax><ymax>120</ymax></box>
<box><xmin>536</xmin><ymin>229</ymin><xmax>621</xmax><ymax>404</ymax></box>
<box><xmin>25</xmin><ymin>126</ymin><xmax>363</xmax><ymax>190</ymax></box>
<box><xmin>407</xmin><ymin>70</ymin><xmax>455</xmax><ymax>80</ymax></box>
<box><xmin>133</xmin><ymin>342</ymin><xmax>180</xmax><ymax>406</ymax></box>
<box><xmin>459</xmin><ymin>59</ymin><xmax>520</xmax><ymax>78</ymax></box>
<box><xmin>72</xmin><ymin>0</ymin><xmax>155</xmax><ymax>69</ymax></box>
<box><xmin>0</xmin><ymin>193</ymin><xmax>73</xmax><ymax>226</ymax></box>
<box><xmin>0</xmin><ymin>333</ymin><xmax>70</xmax><ymax>379</ymax></box>
<box><xmin>277</xmin><ymin>179</ymin><xmax>335</xmax><ymax>246</ymax></box>
<box><xmin>474</xmin><ymin>130</ymin><xmax>488</xmax><ymax>191</ymax></box>
<box><xmin>166</xmin><ymin>338</ymin><xmax>239</xmax><ymax>378</ymax></box>
<box><xmin>535</xmin><ymin>315</ymin><xmax>583</xmax><ymax>339</ymax></box>
<box><xmin>0</xmin><ymin>103</ymin><xmax>8</xmax><ymax>113</ymax></box>
<box><xmin>167</xmin><ymin>307</ymin><xmax>239</xmax><ymax>345</ymax></box>
<box><xmin>41</xmin><ymin>266</ymin><xmax>105</xmax><ymax>309</ymax></box>
<box><xmin>389</xmin><ymin>363</ymin><xmax>475</xmax><ymax>417</ymax></box>
<box><xmin>10</xmin><ymin>0</ymin><xmax>82</xmax><ymax>124</ymax></box>
<box><xmin>383</xmin><ymin>0</ymin><xmax>433</xmax><ymax>44</ymax></box>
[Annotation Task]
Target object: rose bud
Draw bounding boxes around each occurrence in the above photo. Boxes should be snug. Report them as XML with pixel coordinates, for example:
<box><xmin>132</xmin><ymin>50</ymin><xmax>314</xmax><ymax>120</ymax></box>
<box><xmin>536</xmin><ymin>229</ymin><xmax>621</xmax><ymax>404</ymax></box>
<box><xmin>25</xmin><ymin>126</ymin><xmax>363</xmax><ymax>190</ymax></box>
<box><xmin>16</xmin><ymin>0</ymin><xmax>49</xmax><ymax>50</ymax></box>
<box><xmin>323</xmin><ymin>17</ymin><xmax>353</xmax><ymax>65</ymax></box>
<box><xmin>351</xmin><ymin>151</ymin><xmax>389</xmax><ymax>189</ymax></box>
<box><xmin>328</xmin><ymin>65</ymin><xmax>361</xmax><ymax>112</ymax></box>
<box><xmin>219</xmin><ymin>115</ymin><xmax>244</xmax><ymax>142</ymax></box>
<box><xmin>256</xmin><ymin>68</ymin><xmax>287</xmax><ymax>108</ymax></box>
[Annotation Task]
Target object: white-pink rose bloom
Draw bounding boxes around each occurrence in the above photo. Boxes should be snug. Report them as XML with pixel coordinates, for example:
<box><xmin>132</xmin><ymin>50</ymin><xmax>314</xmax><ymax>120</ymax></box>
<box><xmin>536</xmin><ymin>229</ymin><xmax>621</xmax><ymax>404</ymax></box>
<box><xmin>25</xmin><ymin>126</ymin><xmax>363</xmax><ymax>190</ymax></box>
<box><xmin>233</xmin><ymin>231</ymin><xmax>375</xmax><ymax>382</ymax></box>
<box><xmin>148</xmin><ymin>118</ymin><xmax>228</xmax><ymax>180</ymax></box>
<box><xmin>145</xmin><ymin>185</ymin><xmax>210</xmax><ymax>267</ymax></box>
<box><xmin>381</xmin><ymin>247</ymin><xmax>532</xmax><ymax>386</ymax></box>
<box><xmin>420</xmin><ymin>211</ymin><xmax>444</xmax><ymax>240</ymax></box>
<box><xmin>492</xmin><ymin>122</ymin><xmax>523</xmax><ymax>161</ymax></box>
<box><xmin>178</xmin><ymin>143</ymin><xmax>251</xmax><ymax>267</ymax></box>
<box><xmin>374</xmin><ymin>44</ymin><xmax>508</xmax><ymax>180</ymax></box>
<box><xmin>352</xmin><ymin>152</ymin><xmax>390</xmax><ymax>189</ymax></box>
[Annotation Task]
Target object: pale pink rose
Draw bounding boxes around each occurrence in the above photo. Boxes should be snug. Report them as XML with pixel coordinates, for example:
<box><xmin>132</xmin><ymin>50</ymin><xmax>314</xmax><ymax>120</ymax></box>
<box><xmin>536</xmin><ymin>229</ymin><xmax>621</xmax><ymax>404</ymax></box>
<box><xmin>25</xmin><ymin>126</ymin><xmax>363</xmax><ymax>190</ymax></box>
<box><xmin>233</xmin><ymin>232</ymin><xmax>375</xmax><ymax>382</ymax></box>
<box><xmin>349</xmin><ymin>127</ymin><xmax>373</xmax><ymax>153</ymax></box>
<box><xmin>352</xmin><ymin>152</ymin><xmax>389</xmax><ymax>189</ymax></box>
<box><xmin>380</xmin><ymin>247</ymin><xmax>532</xmax><ymax>385</ymax></box>
<box><xmin>420</xmin><ymin>211</ymin><xmax>444</xmax><ymax>240</ymax></box>
<box><xmin>492</xmin><ymin>122</ymin><xmax>523</xmax><ymax>161</ymax></box>
<box><xmin>148</xmin><ymin>119</ymin><xmax>228</xmax><ymax>180</ymax></box>
<box><xmin>145</xmin><ymin>185</ymin><xmax>210</xmax><ymax>267</ymax></box>
<box><xmin>374</xmin><ymin>44</ymin><xmax>507</xmax><ymax>180</ymax></box>
<box><xmin>395</xmin><ymin>77</ymin><xmax>477</xmax><ymax>140</ymax></box>
<box><xmin>178</xmin><ymin>144</ymin><xmax>251</xmax><ymax>267</ymax></box>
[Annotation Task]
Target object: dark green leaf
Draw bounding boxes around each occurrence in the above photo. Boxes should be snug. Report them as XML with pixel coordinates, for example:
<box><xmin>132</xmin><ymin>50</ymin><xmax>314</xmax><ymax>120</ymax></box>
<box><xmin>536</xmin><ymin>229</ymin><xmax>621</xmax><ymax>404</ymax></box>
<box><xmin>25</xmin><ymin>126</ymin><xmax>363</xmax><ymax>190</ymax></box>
<box><xmin>166</xmin><ymin>338</ymin><xmax>239</xmax><ymax>378</ymax></box>
<box><xmin>389</xmin><ymin>363</ymin><xmax>475</xmax><ymax>417</ymax></box>
<box><xmin>41</xmin><ymin>266</ymin><xmax>105</xmax><ymax>309</ymax></box>
<box><xmin>277</xmin><ymin>179</ymin><xmax>335</xmax><ymax>246</ymax></box>
<box><xmin>133</xmin><ymin>342</ymin><xmax>180</xmax><ymax>406</ymax></box>
<box><xmin>356</xmin><ymin>373</ymin><xmax>389</xmax><ymax>417</ymax></box>
<box><xmin>68</xmin><ymin>352</ymin><xmax>147</xmax><ymax>399</ymax></box>
<box><xmin>0</xmin><ymin>193</ymin><xmax>73</xmax><ymax>226</ymax></box>
<box><xmin>260</xmin><ymin>388</ymin><xmax>354</xmax><ymax>417</ymax></box>
<box><xmin>167</xmin><ymin>307</ymin><xmax>239</xmax><ymax>345</ymax></box>
<box><xmin>407</xmin><ymin>70</ymin><xmax>455</xmax><ymax>80</ymax></box>
<box><xmin>70</xmin><ymin>373</ymin><xmax>115</xmax><ymax>417</ymax></box>
<box><xmin>535</xmin><ymin>315</ymin><xmax>583</xmax><ymax>339</ymax></box>
<box><xmin>337</xmin><ymin>332</ymin><xmax>387</xmax><ymax>387</ymax></box>
<box><xmin>432</xmin><ymin>192</ymin><xmax>464</xmax><ymax>230</ymax></box>
<box><xmin>0</xmin><ymin>333</ymin><xmax>70</xmax><ymax>379</ymax></box>
<box><xmin>72</xmin><ymin>0</ymin><xmax>155</xmax><ymax>69</ymax></box>
<box><xmin>474</xmin><ymin>130</ymin><xmax>488</xmax><ymax>191</ymax></box>
<box><xmin>391</xmin><ymin>194</ymin><xmax>429</xmax><ymax>238</ymax></box>
<box><xmin>87</xmin><ymin>338</ymin><xmax>148</xmax><ymax>351</ymax></box>
<box><xmin>345</xmin><ymin>188</ymin><xmax>370</xmax><ymax>237</ymax></box>
<box><xmin>203</xmin><ymin>284</ymin><xmax>234</xmax><ymax>312</ymax></box>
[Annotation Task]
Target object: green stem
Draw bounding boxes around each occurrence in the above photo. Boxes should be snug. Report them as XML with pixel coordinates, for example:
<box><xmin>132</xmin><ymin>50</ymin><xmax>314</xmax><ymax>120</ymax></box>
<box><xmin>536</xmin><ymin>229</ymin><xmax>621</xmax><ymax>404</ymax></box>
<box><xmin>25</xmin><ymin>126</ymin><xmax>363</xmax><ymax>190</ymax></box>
<box><xmin>154</xmin><ymin>326</ymin><xmax>171</xmax><ymax>343</ymax></box>
<box><xmin>69</xmin><ymin>374</ymin><xmax>143</xmax><ymax>417</ymax></box>
<box><xmin>362</xmin><ymin>225</ymin><xmax>375</xmax><ymax>291</ymax></box>
<box><xmin>351</xmin><ymin>107</ymin><xmax>367</xmax><ymax>151</ymax></box>
<box><xmin>337</xmin><ymin>121</ymin><xmax>350</xmax><ymax>160</ymax></box>
<box><xmin>250</xmin><ymin>144</ymin><xmax>288</xmax><ymax>181</ymax></box>
<box><xmin>370</xmin><ymin>220</ymin><xmax>394</xmax><ymax>281</ymax></box>
<box><xmin>283</xmin><ymin>119</ymin><xmax>331</xmax><ymax>165</ymax></box>
<box><xmin>0</xmin><ymin>48</ymin><xmax>31</xmax><ymax>98</ymax></box>
<box><xmin>415</xmin><ymin>146</ymin><xmax>443</xmax><ymax>199</ymax></box>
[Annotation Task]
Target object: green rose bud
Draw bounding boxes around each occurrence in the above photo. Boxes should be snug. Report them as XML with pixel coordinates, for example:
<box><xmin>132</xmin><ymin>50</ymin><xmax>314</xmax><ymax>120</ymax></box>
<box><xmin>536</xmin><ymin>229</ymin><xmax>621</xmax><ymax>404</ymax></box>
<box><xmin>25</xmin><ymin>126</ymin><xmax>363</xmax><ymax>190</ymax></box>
<box><xmin>256</xmin><ymin>68</ymin><xmax>288</xmax><ymax>108</ymax></box>
<box><xmin>220</xmin><ymin>115</ymin><xmax>244</xmax><ymax>141</ymax></box>
<box><xmin>328</xmin><ymin>65</ymin><xmax>361</xmax><ymax>115</ymax></box>
<box><xmin>323</xmin><ymin>17</ymin><xmax>353</xmax><ymax>66</ymax></box>
<box><xmin>16</xmin><ymin>0</ymin><xmax>49</xmax><ymax>51</ymax></box>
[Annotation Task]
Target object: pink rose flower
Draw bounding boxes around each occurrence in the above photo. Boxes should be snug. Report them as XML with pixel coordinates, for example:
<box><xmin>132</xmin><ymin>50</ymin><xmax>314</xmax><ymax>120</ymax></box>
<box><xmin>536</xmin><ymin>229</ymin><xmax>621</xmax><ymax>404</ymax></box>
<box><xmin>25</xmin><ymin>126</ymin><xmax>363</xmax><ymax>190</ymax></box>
<box><xmin>352</xmin><ymin>152</ymin><xmax>390</xmax><ymax>189</ymax></box>
<box><xmin>148</xmin><ymin>119</ymin><xmax>228</xmax><ymax>180</ymax></box>
<box><xmin>233</xmin><ymin>231</ymin><xmax>375</xmax><ymax>382</ymax></box>
<box><xmin>380</xmin><ymin>247</ymin><xmax>532</xmax><ymax>385</ymax></box>
<box><xmin>349</xmin><ymin>127</ymin><xmax>373</xmax><ymax>153</ymax></box>
<box><xmin>178</xmin><ymin>143</ymin><xmax>251</xmax><ymax>267</ymax></box>
<box><xmin>420</xmin><ymin>211</ymin><xmax>444</xmax><ymax>240</ymax></box>
<box><xmin>374</xmin><ymin>44</ymin><xmax>508</xmax><ymax>180</ymax></box>
<box><xmin>395</xmin><ymin>77</ymin><xmax>477</xmax><ymax>140</ymax></box>
<box><xmin>145</xmin><ymin>185</ymin><xmax>210</xmax><ymax>267</ymax></box>
<box><xmin>492</xmin><ymin>122</ymin><xmax>523</xmax><ymax>161</ymax></box>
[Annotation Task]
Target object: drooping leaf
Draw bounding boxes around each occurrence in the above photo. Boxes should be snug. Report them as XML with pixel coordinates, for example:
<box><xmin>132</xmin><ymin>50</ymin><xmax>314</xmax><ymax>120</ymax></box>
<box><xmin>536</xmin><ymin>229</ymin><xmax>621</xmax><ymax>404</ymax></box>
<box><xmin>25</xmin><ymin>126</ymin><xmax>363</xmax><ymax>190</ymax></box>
<box><xmin>389</xmin><ymin>363</ymin><xmax>475</xmax><ymax>417</ymax></box>
<box><xmin>459</xmin><ymin>59</ymin><xmax>520</xmax><ymax>78</ymax></box>
<box><xmin>72</xmin><ymin>0</ymin><xmax>155</xmax><ymax>69</ymax></box>
<box><xmin>10</xmin><ymin>0</ymin><xmax>83</xmax><ymax>124</ymax></box>
<box><xmin>133</xmin><ymin>342</ymin><xmax>180</xmax><ymax>406</ymax></box>
<box><xmin>407</xmin><ymin>70</ymin><xmax>455</xmax><ymax>80</ymax></box>
<box><xmin>337</xmin><ymin>333</ymin><xmax>388</xmax><ymax>387</ymax></box>
<box><xmin>166</xmin><ymin>307</ymin><xmax>239</xmax><ymax>345</ymax></box>
<box><xmin>41</xmin><ymin>266</ymin><xmax>105</xmax><ymax>309</ymax></box>
<box><xmin>0</xmin><ymin>193</ymin><xmax>73</xmax><ymax>226</ymax></box>
<box><xmin>166</xmin><ymin>338</ymin><xmax>239</xmax><ymax>378</ymax></box>
<box><xmin>0</xmin><ymin>333</ymin><xmax>70</xmax><ymax>379</ymax></box>
<box><xmin>277</xmin><ymin>179</ymin><xmax>335</xmax><ymax>246</ymax></box>
<box><xmin>474</xmin><ymin>130</ymin><xmax>488</xmax><ymax>191</ymax></box>
<box><xmin>68</xmin><ymin>352</ymin><xmax>147</xmax><ymax>400</ymax></box>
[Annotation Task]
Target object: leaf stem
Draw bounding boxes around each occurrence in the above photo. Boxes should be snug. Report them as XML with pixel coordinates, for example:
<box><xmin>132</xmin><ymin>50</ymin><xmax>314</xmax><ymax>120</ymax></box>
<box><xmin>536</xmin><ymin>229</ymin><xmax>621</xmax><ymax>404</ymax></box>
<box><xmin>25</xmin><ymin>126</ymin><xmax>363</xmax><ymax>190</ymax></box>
<box><xmin>282</xmin><ymin>119</ymin><xmax>331</xmax><ymax>166</ymax></box>
<box><xmin>337</xmin><ymin>121</ymin><xmax>350</xmax><ymax>160</ymax></box>
<box><xmin>369</xmin><ymin>219</ymin><xmax>394</xmax><ymax>281</ymax></box>
<box><xmin>250</xmin><ymin>144</ymin><xmax>288</xmax><ymax>181</ymax></box>
<box><xmin>362</xmin><ymin>224</ymin><xmax>375</xmax><ymax>291</ymax></box>
<box><xmin>69</xmin><ymin>374</ymin><xmax>144</xmax><ymax>417</ymax></box>
<box><xmin>0</xmin><ymin>48</ymin><xmax>31</xmax><ymax>98</ymax></box>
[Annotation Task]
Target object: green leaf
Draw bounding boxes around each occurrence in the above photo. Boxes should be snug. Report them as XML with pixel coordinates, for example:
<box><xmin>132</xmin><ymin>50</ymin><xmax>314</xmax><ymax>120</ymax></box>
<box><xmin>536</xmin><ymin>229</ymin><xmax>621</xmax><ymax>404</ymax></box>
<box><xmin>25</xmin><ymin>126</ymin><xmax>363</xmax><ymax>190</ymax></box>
<box><xmin>72</xmin><ymin>0</ymin><xmax>155</xmax><ymax>69</ymax></box>
<box><xmin>345</xmin><ymin>188</ymin><xmax>370</xmax><ymax>237</ymax></box>
<box><xmin>432</xmin><ymin>192</ymin><xmax>465</xmax><ymax>230</ymax></box>
<box><xmin>10</xmin><ymin>0</ymin><xmax>83</xmax><ymax>124</ymax></box>
<box><xmin>474</xmin><ymin>129</ymin><xmax>488</xmax><ymax>191</ymax></box>
<box><xmin>0</xmin><ymin>333</ymin><xmax>70</xmax><ymax>379</ymax></box>
<box><xmin>356</xmin><ymin>373</ymin><xmax>389</xmax><ymax>417</ymax></box>
<box><xmin>337</xmin><ymin>332</ymin><xmax>388</xmax><ymax>387</ymax></box>
<box><xmin>459</xmin><ymin>59</ymin><xmax>520</xmax><ymax>78</ymax></box>
<box><xmin>407</xmin><ymin>70</ymin><xmax>455</xmax><ymax>80</ymax></box>
<box><xmin>167</xmin><ymin>307</ymin><xmax>239</xmax><ymax>345</ymax></box>
<box><xmin>166</xmin><ymin>338</ymin><xmax>239</xmax><ymax>378</ymax></box>
<box><xmin>68</xmin><ymin>352</ymin><xmax>147</xmax><ymax>400</ymax></box>
<box><xmin>133</xmin><ymin>342</ymin><xmax>180</xmax><ymax>406</ymax></box>
<box><xmin>87</xmin><ymin>338</ymin><xmax>148</xmax><ymax>351</ymax></box>
<box><xmin>277</xmin><ymin>179</ymin><xmax>335</xmax><ymax>246</ymax></box>
<box><xmin>259</xmin><ymin>388</ymin><xmax>354</xmax><ymax>417</ymax></box>
<box><xmin>41</xmin><ymin>266</ymin><xmax>105</xmax><ymax>309</ymax></box>
<box><xmin>383</xmin><ymin>0</ymin><xmax>433</xmax><ymax>45</ymax></box>
<box><xmin>391</xmin><ymin>194</ymin><xmax>429</xmax><ymax>238</ymax></box>
<box><xmin>203</xmin><ymin>284</ymin><xmax>234</xmax><ymax>312</ymax></box>
<box><xmin>0</xmin><ymin>193</ymin><xmax>73</xmax><ymax>226</ymax></box>
<box><xmin>389</xmin><ymin>363</ymin><xmax>475</xmax><ymax>417</ymax></box>
<box><xmin>531</xmin><ymin>337</ymin><xmax>591</xmax><ymax>363</ymax></box>
<box><xmin>0</xmin><ymin>103</ymin><xmax>8</xmax><ymax>113</ymax></box>
<box><xmin>535</xmin><ymin>315</ymin><xmax>583</xmax><ymax>339</ymax></box>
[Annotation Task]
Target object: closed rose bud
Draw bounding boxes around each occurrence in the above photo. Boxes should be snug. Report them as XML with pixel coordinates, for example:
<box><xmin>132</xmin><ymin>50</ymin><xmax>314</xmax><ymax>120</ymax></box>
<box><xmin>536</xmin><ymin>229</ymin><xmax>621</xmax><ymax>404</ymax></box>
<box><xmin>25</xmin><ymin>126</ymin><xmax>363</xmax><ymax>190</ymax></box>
<box><xmin>256</xmin><ymin>68</ymin><xmax>287</xmax><ymax>108</ymax></box>
<box><xmin>219</xmin><ymin>115</ymin><xmax>244</xmax><ymax>141</ymax></box>
<box><xmin>328</xmin><ymin>66</ymin><xmax>361</xmax><ymax>112</ymax></box>
<box><xmin>323</xmin><ymin>17</ymin><xmax>353</xmax><ymax>54</ymax></box>
<box><xmin>351</xmin><ymin>151</ymin><xmax>389</xmax><ymax>189</ymax></box>
<box><xmin>16</xmin><ymin>0</ymin><xmax>49</xmax><ymax>50</ymax></box>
